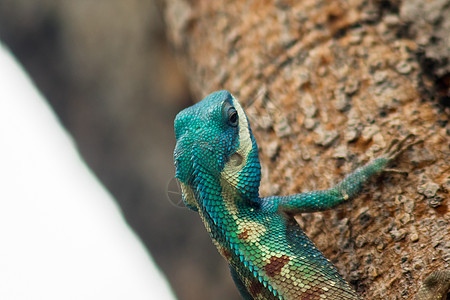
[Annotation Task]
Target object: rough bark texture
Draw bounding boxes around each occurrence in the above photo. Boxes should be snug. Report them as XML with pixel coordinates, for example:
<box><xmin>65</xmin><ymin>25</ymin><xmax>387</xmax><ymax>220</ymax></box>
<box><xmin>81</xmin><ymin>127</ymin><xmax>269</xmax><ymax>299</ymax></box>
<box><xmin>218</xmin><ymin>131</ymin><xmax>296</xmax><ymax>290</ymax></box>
<box><xmin>0</xmin><ymin>0</ymin><xmax>448</xmax><ymax>299</ymax></box>
<box><xmin>165</xmin><ymin>0</ymin><xmax>450</xmax><ymax>299</ymax></box>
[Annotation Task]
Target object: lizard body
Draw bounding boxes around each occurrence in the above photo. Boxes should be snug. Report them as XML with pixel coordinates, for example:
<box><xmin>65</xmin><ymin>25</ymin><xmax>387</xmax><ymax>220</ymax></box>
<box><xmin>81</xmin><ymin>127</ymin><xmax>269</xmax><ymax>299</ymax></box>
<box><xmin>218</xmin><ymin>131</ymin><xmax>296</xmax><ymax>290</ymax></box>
<box><xmin>173</xmin><ymin>90</ymin><xmax>446</xmax><ymax>299</ymax></box>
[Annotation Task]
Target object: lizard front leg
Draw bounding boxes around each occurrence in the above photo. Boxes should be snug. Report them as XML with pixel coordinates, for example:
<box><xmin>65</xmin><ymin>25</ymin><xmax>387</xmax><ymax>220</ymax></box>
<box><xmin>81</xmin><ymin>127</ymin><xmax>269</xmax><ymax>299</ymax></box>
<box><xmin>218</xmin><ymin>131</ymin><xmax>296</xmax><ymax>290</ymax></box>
<box><xmin>261</xmin><ymin>134</ymin><xmax>422</xmax><ymax>214</ymax></box>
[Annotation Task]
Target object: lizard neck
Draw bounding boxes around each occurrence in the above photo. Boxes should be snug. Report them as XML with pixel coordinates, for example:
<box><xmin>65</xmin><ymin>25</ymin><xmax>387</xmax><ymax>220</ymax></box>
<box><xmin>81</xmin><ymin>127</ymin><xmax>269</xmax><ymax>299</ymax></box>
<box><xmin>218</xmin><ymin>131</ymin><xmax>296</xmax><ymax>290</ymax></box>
<box><xmin>191</xmin><ymin>171</ymin><xmax>257</xmax><ymax>241</ymax></box>
<box><xmin>220</xmin><ymin>133</ymin><xmax>262</xmax><ymax>204</ymax></box>
<box><xmin>193</xmin><ymin>172</ymin><xmax>256</xmax><ymax>222</ymax></box>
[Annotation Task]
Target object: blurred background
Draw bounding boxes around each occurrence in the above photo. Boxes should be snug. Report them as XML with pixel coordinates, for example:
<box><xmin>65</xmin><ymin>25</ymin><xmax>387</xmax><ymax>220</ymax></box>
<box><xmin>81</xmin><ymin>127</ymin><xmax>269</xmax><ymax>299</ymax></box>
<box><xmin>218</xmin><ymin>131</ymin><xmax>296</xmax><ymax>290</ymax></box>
<box><xmin>0</xmin><ymin>1</ymin><xmax>238</xmax><ymax>299</ymax></box>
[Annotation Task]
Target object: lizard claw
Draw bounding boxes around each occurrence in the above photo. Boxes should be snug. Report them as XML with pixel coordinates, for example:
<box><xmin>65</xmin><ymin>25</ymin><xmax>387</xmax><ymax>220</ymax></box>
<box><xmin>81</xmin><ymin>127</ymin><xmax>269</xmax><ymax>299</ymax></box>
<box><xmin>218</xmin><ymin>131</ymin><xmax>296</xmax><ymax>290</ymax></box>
<box><xmin>384</xmin><ymin>133</ymin><xmax>423</xmax><ymax>161</ymax></box>
<box><xmin>382</xmin><ymin>168</ymin><xmax>409</xmax><ymax>177</ymax></box>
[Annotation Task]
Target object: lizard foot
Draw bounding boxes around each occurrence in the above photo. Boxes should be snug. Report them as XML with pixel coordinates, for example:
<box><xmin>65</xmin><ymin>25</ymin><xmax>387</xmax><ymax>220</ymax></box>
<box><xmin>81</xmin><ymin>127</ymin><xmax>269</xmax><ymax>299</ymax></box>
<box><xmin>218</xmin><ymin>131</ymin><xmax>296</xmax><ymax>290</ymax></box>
<box><xmin>381</xmin><ymin>168</ymin><xmax>409</xmax><ymax>176</ymax></box>
<box><xmin>383</xmin><ymin>133</ymin><xmax>423</xmax><ymax>162</ymax></box>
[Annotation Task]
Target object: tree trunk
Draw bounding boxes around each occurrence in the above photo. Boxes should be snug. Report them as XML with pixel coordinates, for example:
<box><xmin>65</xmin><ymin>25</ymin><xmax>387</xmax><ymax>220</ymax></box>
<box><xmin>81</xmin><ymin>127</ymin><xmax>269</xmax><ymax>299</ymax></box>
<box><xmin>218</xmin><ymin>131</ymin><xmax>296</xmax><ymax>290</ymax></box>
<box><xmin>165</xmin><ymin>0</ymin><xmax>450</xmax><ymax>299</ymax></box>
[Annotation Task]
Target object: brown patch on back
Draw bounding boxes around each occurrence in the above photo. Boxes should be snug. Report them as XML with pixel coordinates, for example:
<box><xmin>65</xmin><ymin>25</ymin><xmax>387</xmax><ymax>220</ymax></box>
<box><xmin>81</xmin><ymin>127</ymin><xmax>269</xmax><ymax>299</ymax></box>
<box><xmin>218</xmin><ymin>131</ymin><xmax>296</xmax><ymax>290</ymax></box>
<box><xmin>263</xmin><ymin>255</ymin><xmax>290</xmax><ymax>277</ymax></box>
<box><xmin>248</xmin><ymin>279</ymin><xmax>263</xmax><ymax>297</ymax></box>
<box><xmin>219</xmin><ymin>246</ymin><xmax>232</xmax><ymax>261</ymax></box>
<box><xmin>297</xmin><ymin>286</ymin><xmax>325</xmax><ymax>300</ymax></box>
<box><xmin>238</xmin><ymin>228</ymin><xmax>250</xmax><ymax>240</ymax></box>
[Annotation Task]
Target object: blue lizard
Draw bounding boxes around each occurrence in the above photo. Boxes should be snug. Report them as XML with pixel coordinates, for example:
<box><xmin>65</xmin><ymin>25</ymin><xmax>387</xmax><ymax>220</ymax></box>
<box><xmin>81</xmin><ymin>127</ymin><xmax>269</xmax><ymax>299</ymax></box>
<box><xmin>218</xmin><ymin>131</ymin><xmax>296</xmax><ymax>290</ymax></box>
<box><xmin>173</xmin><ymin>90</ymin><xmax>446</xmax><ymax>299</ymax></box>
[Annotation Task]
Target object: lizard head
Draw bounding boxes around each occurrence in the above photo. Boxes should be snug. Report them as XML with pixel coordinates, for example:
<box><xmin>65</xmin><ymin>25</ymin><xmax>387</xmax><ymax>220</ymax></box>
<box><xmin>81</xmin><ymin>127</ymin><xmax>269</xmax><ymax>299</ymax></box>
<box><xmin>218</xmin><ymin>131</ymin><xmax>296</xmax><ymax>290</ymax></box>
<box><xmin>174</xmin><ymin>90</ymin><xmax>261</xmax><ymax>207</ymax></box>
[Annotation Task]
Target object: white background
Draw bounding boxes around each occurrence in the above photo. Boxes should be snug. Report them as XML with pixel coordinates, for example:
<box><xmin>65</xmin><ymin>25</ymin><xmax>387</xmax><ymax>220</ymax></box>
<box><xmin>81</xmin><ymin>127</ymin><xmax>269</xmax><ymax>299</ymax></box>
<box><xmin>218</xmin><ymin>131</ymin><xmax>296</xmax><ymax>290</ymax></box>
<box><xmin>0</xmin><ymin>42</ymin><xmax>176</xmax><ymax>300</ymax></box>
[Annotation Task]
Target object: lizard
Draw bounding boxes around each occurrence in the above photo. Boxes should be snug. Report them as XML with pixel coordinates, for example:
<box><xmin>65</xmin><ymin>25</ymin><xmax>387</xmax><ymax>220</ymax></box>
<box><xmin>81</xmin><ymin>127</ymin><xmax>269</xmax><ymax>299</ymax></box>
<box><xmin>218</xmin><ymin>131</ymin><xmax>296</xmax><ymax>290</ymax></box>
<box><xmin>173</xmin><ymin>90</ymin><xmax>449</xmax><ymax>299</ymax></box>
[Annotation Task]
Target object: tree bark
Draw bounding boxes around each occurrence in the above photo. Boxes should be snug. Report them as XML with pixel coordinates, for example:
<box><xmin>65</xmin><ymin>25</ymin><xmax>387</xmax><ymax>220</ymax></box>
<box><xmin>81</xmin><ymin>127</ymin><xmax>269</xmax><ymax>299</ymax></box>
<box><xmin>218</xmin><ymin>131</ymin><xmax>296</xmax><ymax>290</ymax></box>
<box><xmin>165</xmin><ymin>0</ymin><xmax>450</xmax><ymax>299</ymax></box>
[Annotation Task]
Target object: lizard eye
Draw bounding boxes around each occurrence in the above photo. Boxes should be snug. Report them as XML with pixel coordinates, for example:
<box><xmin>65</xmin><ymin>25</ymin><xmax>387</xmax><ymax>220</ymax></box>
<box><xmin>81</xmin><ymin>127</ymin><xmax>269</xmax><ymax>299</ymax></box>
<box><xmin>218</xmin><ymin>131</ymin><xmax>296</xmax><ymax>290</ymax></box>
<box><xmin>228</xmin><ymin>108</ymin><xmax>238</xmax><ymax>126</ymax></box>
<box><xmin>222</xmin><ymin>101</ymin><xmax>239</xmax><ymax>127</ymax></box>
